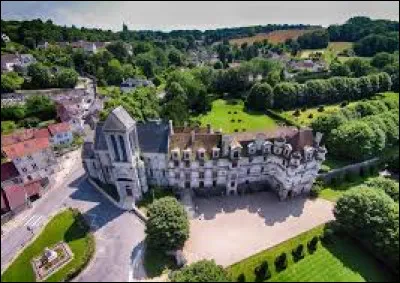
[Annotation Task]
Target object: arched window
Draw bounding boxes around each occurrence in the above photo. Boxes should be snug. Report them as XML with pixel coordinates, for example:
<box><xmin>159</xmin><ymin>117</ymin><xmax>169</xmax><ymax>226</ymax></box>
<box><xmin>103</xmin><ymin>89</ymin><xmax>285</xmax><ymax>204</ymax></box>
<box><xmin>119</xmin><ymin>135</ymin><xmax>128</xmax><ymax>162</ymax></box>
<box><xmin>110</xmin><ymin>135</ymin><xmax>120</xmax><ymax>161</ymax></box>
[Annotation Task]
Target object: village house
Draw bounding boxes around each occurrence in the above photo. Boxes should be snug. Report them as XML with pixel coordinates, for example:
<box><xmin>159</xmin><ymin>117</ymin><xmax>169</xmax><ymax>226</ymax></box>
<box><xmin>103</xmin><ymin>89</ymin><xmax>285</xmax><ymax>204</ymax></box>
<box><xmin>82</xmin><ymin>106</ymin><xmax>326</xmax><ymax>210</ymax></box>
<box><xmin>48</xmin><ymin>122</ymin><xmax>74</xmax><ymax>146</ymax></box>
<box><xmin>120</xmin><ymin>77</ymin><xmax>154</xmax><ymax>93</ymax></box>
<box><xmin>1</xmin><ymin>53</ymin><xmax>36</xmax><ymax>73</ymax></box>
<box><xmin>55</xmin><ymin>96</ymin><xmax>86</xmax><ymax>133</ymax></box>
<box><xmin>1</xmin><ymin>162</ymin><xmax>23</xmax><ymax>188</ymax></box>
<box><xmin>2</xmin><ymin>128</ymin><xmax>57</xmax><ymax>183</ymax></box>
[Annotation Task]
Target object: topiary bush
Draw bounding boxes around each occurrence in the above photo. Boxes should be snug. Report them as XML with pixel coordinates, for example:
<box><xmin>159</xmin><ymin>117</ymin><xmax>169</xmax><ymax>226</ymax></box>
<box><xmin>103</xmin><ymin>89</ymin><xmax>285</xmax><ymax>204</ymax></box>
<box><xmin>301</xmin><ymin>106</ymin><xmax>307</xmax><ymax>112</ymax></box>
<box><xmin>237</xmin><ymin>273</ymin><xmax>246</xmax><ymax>282</ymax></box>
<box><xmin>307</xmin><ymin>236</ymin><xmax>319</xmax><ymax>254</ymax></box>
<box><xmin>340</xmin><ymin>101</ymin><xmax>348</xmax><ymax>108</ymax></box>
<box><xmin>317</xmin><ymin>106</ymin><xmax>325</xmax><ymax>112</ymax></box>
<box><xmin>292</xmin><ymin>244</ymin><xmax>305</xmax><ymax>262</ymax></box>
<box><xmin>274</xmin><ymin>252</ymin><xmax>288</xmax><ymax>272</ymax></box>
<box><xmin>254</xmin><ymin>260</ymin><xmax>271</xmax><ymax>281</ymax></box>
<box><xmin>293</xmin><ymin>109</ymin><xmax>301</xmax><ymax>117</ymax></box>
<box><xmin>308</xmin><ymin>113</ymin><xmax>314</xmax><ymax>119</ymax></box>
<box><xmin>231</xmin><ymin>119</ymin><xmax>235</xmax><ymax>123</ymax></box>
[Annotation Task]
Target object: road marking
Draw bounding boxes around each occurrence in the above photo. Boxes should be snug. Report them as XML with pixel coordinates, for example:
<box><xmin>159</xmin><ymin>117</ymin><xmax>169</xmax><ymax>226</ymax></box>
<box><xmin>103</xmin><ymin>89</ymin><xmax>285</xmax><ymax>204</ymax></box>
<box><xmin>24</xmin><ymin>215</ymin><xmax>43</xmax><ymax>229</ymax></box>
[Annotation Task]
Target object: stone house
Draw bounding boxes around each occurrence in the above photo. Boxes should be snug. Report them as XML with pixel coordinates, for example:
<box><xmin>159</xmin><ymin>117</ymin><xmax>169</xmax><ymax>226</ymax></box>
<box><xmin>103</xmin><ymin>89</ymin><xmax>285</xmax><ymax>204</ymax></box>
<box><xmin>120</xmin><ymin>78</ymin><xmax>154</xmax><ymax>93</ymax></box>
<box><xmin>48</xmin><ymin>122</ymin><xmax>74</xmax><ymax>146</ymax></box>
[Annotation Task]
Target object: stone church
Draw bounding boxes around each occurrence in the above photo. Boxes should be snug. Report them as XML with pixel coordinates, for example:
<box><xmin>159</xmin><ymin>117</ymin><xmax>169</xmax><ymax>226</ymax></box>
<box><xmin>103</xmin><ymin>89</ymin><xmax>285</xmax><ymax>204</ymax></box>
<box><xmin>82</xmin><ymin>106</ymin><xmax>327</xmax><ymax>209</ymax></box>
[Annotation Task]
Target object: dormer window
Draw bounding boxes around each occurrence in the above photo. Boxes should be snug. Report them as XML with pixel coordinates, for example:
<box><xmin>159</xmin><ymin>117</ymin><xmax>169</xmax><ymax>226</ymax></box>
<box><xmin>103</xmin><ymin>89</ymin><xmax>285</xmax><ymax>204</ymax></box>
<box><xmin>233</xmin><ymin>151</ymin><xmax>239</xmax><ymax>158</ymax></box>
<box><xmin>212</xmin><ymin>147</ymin><xmax>220</xmax><ymax>159</ymax></box>
<box><xmin>247</xmin><ymin>142</ymin><xmax>256</xmax><ymax>155</ymax></box>
<box><xmin>198</xmin><ymin>148</ymin><xmax>206</xmax><ymax>160</ymax></box>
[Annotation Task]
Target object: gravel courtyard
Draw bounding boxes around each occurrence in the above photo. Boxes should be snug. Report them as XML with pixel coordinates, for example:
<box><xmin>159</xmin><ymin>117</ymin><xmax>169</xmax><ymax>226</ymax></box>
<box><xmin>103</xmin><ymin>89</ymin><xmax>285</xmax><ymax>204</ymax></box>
<box><xmin>183</xmin><ymin>192</ymin><xmax>334</xmax><ymax>267</ymax></box>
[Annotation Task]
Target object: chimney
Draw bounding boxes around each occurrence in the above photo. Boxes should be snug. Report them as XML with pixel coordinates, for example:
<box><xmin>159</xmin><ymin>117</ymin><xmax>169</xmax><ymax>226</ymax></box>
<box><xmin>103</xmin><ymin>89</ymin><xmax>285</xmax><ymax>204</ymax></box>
<box><xmin>207</xmin><ymin>124</ymin><xmax>213</xmax><ymax>134</ymax></box>
<box><xmin>191</xmin><ymin>130</ymin><xmax>195</xmax><ymax>144</ymax></box>
<box><xmin>169</xmin><ymin>120</ymin><xmax>174</xmax><ymax>135</ymax></box>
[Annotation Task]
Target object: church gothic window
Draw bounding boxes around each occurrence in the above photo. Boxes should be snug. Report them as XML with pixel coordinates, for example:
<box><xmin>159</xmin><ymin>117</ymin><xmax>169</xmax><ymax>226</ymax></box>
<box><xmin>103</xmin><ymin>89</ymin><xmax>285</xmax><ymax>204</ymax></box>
<box><xmin>119</xmin><ymin>135</ymin><xmax>128</xmax><ymax>162</ymax></box>
<box><xmin>111</xmin><ymin>135</ymin><xmax>120</xmax><ymax>161</ymax></box>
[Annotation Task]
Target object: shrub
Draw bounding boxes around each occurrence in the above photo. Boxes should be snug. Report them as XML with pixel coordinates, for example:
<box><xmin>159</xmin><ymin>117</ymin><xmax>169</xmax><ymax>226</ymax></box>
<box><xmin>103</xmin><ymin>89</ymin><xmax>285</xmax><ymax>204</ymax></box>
<box><xmin>254</xmin><ymin>261</ymin><xmax>271</xmax><ymax>281</ymax></box>
<box><xmin>234</xmin><ymin>111</ymin><xmax>237</xmax><ymax>114</ymax></box>
<box><xmin>242</xmin><ymin>128</ymin><xmax>246</xmax><ymax>132</ymax></box>
<box><xmin>292</xmin><ymin>244</ymin><xmax>305</xmax><ymax>262</ymax></box>
<box><xmin>238</xmin><ymin>119</ymin><xmax>242</xmax><ymax>122</ymax></box>
<box><xmin>309</xmin><ymin>182</ymin><xmax>322</xmax><ymax>199</ymax></box>
<box><xmin>170</xmin><ymin>260</ymin><xmax>229</xmax><ymax>282</ymax></box>
<box><xmin>321</xmin><ymin>227</ymin><xmax>335</xmax><ymax>244</ymax></box>
<box><xmin>317</xmin><ymin>106</ymin><xmax>325</xmax><ymax>112</ymax></box>
<box><xmin>237</xmin><ymin>273</ymin><xmax>246</xmax><ymax>282</ymax></box>
<box><xmin>234</xmin><ymin>129</ymin><xmax>239</xmax><ymax>132</ymax></box>
<box><xmin>365</xmin><ymin>177</ymin><xmax>399</xmax><ymax>202</ymax></box>
<box><xmin>340</xmin><ymin>101</ymin><xmax>348</xmax><ymax>108</ymax></box>
<box><xmin>231</xmin><ymin>119</ymin><xmax>235</xmax><ymax>123</ymax></box>
<box><xmin>307</xmin><ymin>236</ymin><xmax>319</xmax><ymax>254</ymax></box>
<box><xmin>274</xmin><ymin>252</ymin><xmax>288</xmax><ymax>272</ymax></box>
<box><xmin>228</xmin><ymin>111</ymin><xmax>231</xmax><ymax>114</ymax></box>
<box><xmin>301</xmin><ymin>106</ymin><xmax>307</xmax><ymax>112</ymax></box>
<box><xmin>293</xmin><ymin>109</ymin><xmax>301</xmax><ymax>117</ymax></box>
<box><xmin>308</xmin><ymin>113</ymin><xmax>314</xmax><ymax>119</ymax></box>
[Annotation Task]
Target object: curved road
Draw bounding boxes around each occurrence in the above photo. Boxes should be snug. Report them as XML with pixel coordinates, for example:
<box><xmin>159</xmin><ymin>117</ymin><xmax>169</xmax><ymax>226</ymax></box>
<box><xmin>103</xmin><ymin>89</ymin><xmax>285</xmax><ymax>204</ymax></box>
<box><xmin>1</xmin><ymin>154</ymin><xmax>147</xmax><ymax>282</ymax></box>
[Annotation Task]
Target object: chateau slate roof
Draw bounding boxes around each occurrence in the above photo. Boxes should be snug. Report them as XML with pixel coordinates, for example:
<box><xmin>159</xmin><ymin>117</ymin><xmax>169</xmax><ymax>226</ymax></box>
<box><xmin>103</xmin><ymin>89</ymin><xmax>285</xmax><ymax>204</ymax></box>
<box><xmin>94</xmin><ymin>122</ymin><xmax>108</xmax><ymax>151</ymax></box>
<box><xmin>136</xmin><ymin>121</ymin><xmax>169</xmax><ymax>153</ymax></box>
<box><xmin>103</xmin><ymin>106</ymin><xmax>136</xmax><ymax>132</ymax></box>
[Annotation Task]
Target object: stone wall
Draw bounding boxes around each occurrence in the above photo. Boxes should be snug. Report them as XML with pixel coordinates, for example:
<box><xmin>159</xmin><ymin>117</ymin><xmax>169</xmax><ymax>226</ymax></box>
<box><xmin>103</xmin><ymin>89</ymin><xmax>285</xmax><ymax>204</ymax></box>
<box><xmin>318</xmin><ymin>158</ymin><xmax>380</xmax><ymax>184</ymax></box>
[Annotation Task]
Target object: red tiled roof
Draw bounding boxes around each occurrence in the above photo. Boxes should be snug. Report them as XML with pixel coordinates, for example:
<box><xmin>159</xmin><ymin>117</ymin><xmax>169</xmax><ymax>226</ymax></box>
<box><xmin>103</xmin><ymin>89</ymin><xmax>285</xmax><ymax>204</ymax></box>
<box><xmin>47</xmin><ymin>122</ymin><xmax>70</xmax><ymax>135</ymax></box>
<box><xmin>23</xmin><ymin>179</ymin><xmax>42</xmax><ymax>197</ymax></box>
<box><xmin>2</xmin><ymin>138</ymin><xmax>50</xmax><ymax>159</ymax></box>
<box><xmin>2</xmin><ymin>128</ymin><xmax>49</xmax><ymax>147</ymax></box>
<box><xmin>1</xmin><ymin>162</ymin><xmax>20</xmax><ymax>182</ymax></box>
<box><xmin>3</xmin><ymin>185</ymin><xmax>27</xmax><ymax>210</ymax></box>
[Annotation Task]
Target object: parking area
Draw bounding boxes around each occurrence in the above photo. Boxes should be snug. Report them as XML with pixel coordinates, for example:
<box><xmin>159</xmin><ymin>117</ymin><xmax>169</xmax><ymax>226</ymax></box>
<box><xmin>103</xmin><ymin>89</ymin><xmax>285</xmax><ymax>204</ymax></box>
<box><xmin>183</xmin><ymin>192</ymin><xmax>334</xmax><ymax>267</ymax></box>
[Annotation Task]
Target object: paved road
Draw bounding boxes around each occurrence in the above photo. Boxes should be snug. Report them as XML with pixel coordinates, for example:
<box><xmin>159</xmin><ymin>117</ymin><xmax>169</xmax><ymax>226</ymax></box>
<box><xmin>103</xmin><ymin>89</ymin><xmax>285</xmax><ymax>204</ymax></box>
<box><xmin>1</xmin><ymin>155</ymin><xmax>146</xmax><ymax>282</ymax></box>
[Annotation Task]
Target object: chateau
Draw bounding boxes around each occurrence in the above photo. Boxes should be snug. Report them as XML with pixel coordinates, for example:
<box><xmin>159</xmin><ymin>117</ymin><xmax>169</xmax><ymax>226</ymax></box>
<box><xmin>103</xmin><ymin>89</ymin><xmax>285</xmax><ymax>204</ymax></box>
<box><xmin>82</xmin><ymin>106</ymin><xmax>327</xmax><ymax>209</ymax></box>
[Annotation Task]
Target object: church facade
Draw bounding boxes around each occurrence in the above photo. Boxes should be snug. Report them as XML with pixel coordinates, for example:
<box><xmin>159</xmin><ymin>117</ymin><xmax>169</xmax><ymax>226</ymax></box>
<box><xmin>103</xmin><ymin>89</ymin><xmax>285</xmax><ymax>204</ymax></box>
<box><xmin>82</xmin><ymin>106</ymin><xmax>327</xmax><ymax>210</ymax></box>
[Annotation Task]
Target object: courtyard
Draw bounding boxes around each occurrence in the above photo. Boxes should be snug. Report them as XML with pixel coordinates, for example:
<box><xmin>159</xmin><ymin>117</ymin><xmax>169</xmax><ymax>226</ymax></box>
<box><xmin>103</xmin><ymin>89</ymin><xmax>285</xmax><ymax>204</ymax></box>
<box><xmin>183</xmin><ymin>192</ymin><xmax>334</xmax><ymax>267</ymax></box>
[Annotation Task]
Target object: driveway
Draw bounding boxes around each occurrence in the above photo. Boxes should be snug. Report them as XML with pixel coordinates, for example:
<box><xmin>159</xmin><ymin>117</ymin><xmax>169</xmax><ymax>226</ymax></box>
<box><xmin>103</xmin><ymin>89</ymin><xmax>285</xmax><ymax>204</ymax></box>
<box><xmin>183</xmin><ymin>192</ymin><xmax>334</xmax><ymax>267</ymax></box>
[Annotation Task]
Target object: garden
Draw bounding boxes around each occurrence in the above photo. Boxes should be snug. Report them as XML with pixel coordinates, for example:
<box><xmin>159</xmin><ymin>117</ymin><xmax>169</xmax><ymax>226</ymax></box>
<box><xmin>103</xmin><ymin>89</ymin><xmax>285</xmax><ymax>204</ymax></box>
<box><xmin>194</xmin><ymin>99</ymin><xmax>279</xmax><ymax>134</ymax></box>
<box><xmin>227</xmin><ymin>224</ymin><xmax>393</xmax><ymax>282</ymax></box>
<box><xmin>1</xmin><ymin>208</ymin><xmax>95</xmax><ymax>282</ymax></box>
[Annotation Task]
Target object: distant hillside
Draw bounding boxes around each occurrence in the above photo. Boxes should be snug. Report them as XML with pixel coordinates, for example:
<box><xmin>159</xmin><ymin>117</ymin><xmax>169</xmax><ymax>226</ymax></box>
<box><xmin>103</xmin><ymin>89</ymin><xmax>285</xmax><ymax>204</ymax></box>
<box><xmin>229</xmin><ymin>28</ymin><xmax>322</xmax><ymax>45</ymax></box>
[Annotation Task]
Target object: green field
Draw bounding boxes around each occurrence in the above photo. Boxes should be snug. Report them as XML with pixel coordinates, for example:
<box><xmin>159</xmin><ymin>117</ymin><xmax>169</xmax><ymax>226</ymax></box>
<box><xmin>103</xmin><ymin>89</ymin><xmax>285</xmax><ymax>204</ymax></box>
<box><xmin>300</xmin><ymin>42</ymin><xmax>353</xmax><ymax>65</ymax></box>
<box><xmin>227</xmin><ymin>224</ymin><xmax>392</xmax><ymax>282</ymax></box>
<box><xmin>194</xmin><ymin>99</ymin><xmax>279</xmax><ymax>133</ymax></box>
<box><xmin>1</xmin><ymin>209</ymin><xmax>94</xmax><ymax>282</ymax></box>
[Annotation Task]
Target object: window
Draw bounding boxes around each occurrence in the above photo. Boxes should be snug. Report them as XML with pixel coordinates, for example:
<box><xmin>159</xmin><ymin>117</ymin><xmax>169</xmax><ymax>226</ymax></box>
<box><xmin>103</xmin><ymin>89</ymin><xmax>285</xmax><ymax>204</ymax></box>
<box><xmin>185</xmin><ymin>161</ymin><xmax>190</xmax><ymax>168</ymax></box>
<box><xmin>185</xmin><ymin>153</ymin><xmax>190</xmax><ymax>159</ymax></box>
<box><xmin>185</xmin><ymin>172</ymin><xmax>191</xmax><ymax>180</ymax></box>
<box><xmin>213</xmin><ymin>171</ymin><xmax>218</xmax><ymax>178</ymax></box>
<box><xmin>199</xmin><ymin>160</ymin><xmax>204</xmax><ymax>167</ymax></box>
<box><xmin>261</xmin><ymin>166</ymin><xmax>264</xmax><ymax>173</ymax></box>
<box><xmin>232</xmin><ymin>161</ymin><xmax>238</xmax><ymax>168</ymax></box>
<box><xmin>174</xmin><ymin>160</ymin><xmax>179</xmax><ymax>167</ymax></box>
<box><xmin>119</xmin><ymin>135</ymin><xmax>128</xmax><ymax>162</ymax></box>
<box><xmin>199</xmin><ymin>172</ymin><xmax>204</xmax><ymax>179</ymax></box>
<box><xmin>126</xmin><ymin>187</ymin><xmax>133</xmax><ymax>196</ymax></box>
<box><xmin>245</xmin><ymin>180</ymin><xmax>249</xmax><ymax>185</ymax></box>
<box><xmin>32</xmin><ymin>163</ymin><xmax>38</xmax><ymax>170</ymax></box>
<box><xmin>175</xmin><ymin>173</ymin><xmax>180</xmax><ymax>179</ymax></box>
<box><xmin>213</xmin><ymin>180</ymin><xmax>217</xmax><ymax>187</ymax></box>
<box><xmin>264</xmin><ymin>156</ymin><xmax>267</xmax><ymax>161</ymax></box>
<box><xmin>174</xmin><ymin>152</ymin><xmax>178</xmax><ymax>159</ymax></box>
<box><xmin>27</xmin><ymin>155</ymin><xmax>33</xmax><ymax>160</ymax></box>
<box><xmin>231</xmin><ymin>181</ymin><xmax>235</xmax><ymax>187</ymax></box>
<box><xmin>247</xmin><ymin>168</ymin><xmax>250</xmax><ymax>175</ymax></box>
<box><xmin>150</xmin><ymin>169</ymin><xmax>154</xmax><ymax>177</ymax></box>
<box><xmin>185</xmin><ymin>181</ymin><xmax>190</xmax><ymax>188</ymax></box>
<box><xmin>199</xmin><ymin>181</ymin><xmax>204</xmax><ymax>188</ymax></box>
<box><xmin>233</xmin><ymin>151</ymin><xmax>239</xmax><ymax>158</ymax></box>
<box><xmin>163</xmin><ymin>170</ymin><xmax>166</xmax><ymax>177</ymax></box>
<box><xmin>110</xmin><ymin>135</ymin><xmax>120</xmax><ymax>161</ymax></box>
<box><xmin>27</xmin><ymin>175</ymin><xmax>33</xmax><ymax>181</ymax></box>
<box><xmin>22</xmin><ymin>167</ymin><xmax>27</xmax><ymax>173</ymax></box>
<box><xmin>200</xmin><ymin>152</ymin><xmax>205</xmax><ymax>159</ymax></box>
<box><xmin>249</xmin><ymin>156</ymin><xmax>253</xmax><ymax>163</ymax></box>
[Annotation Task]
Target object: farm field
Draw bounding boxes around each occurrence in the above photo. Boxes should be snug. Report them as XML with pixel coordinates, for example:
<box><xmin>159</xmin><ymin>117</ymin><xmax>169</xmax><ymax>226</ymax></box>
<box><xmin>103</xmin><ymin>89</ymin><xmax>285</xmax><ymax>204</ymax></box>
<box><xmin>229</xmin><ymin>28</ymin><xmax>320</xmax><ymax>45</ymax></box>
<box><xmin>227</xmin><ymin>224</ymin><xmax>393</xmax><ymax>282</ymax></box>
<box><xmin>194</xmin><ymin>99</ymin><xmax>279</xmax><ymax>133</ymax></box>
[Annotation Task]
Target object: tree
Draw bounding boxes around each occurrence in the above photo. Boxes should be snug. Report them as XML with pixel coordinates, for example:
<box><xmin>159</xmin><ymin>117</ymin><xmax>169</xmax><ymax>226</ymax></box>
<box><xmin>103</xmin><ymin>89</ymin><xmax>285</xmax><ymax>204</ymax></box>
<box><xmin>170</xmin><ymin>260</ymin><xmax>229</xmax><ymax>282</ymax></box>
<box><xmin>297</xmin><ymin>30</ymin><xmax>329</xmax><ymax>49</ymax></box>
<box><xmin>27</xmin><ymin>63</ymin><xmax>52</xmax><ymax>88</ymax></box>
<box><xmin>353</xmin><ymin>33</ymin><xmax>399</xmax><ymax>57</ymax></box>
<box><xmin>254</xmin><ymin>261</ymin><xmax>271</xmax><ymax>281</ymax></box>
<box><xmin>168</xmin><ymin>48</ymin><xmax>184</xmax><ymax>66</ymax></box>
<box><xmin>328</xmin><ymin>120</ymin><xmax>384</xmax><ymax>161</ymax></box>
<box><xmin>1</xmin><ymin>121</ymin><xmax>17</xmax><ymax>134</ymax></box>
<box><xmin>145</xmin><ymin>197</ymin><xmax>189</xmax><ymax>252</ymax></box>
<box><xmin>330</xmin><ymin>61</ymin><xmax>351</xmax><ymax>77</ymax></box>
<box><xmin>25</xmin><ymin>95</ymin><xmax>56</xmax><ymax>121</ymax></box>
<box><xmin>135</xmin><ymin>53</ymin><xmax>156</xmax><ymax>78</ymax></box>
<box><xmin>273</xmin><ymin>82</ymin><xmax>299</xmax><ymax>109</ymax></box>
<box><xmin>345</xmin><ymin>58</ymin><xmax>373</xmax><ymax>77</ymax></box>
<box><xmin>105</xmin><ymin>59</ymin><xmax>124</xmax><ymax>85</ymax></box>
<box><xmin>334</xmin><ymin>188</ymin><xmax>399</xmax><ymax>272</ymax></box>
<box><xmin>1</xmin><ymin>72</ymin><xmax>24</xmax><ymax>93</ymax></box>
<box><xmin>213</xmin><ymin>60</ymin><xmax>223</xmax><ymax>70</ymax></box>
<box><xmin>55</xmin><ymin>68</ymin><xmax>78</xmax><ymax>88</ymax></box>
<box><xmin>365</xmin><ymin>177</ymin><xmax>399</xmax><ymax>202</ymax></box>
<box><xmin>106</xmin><ymin>41</ymin><xmax>129</xmax><ymax>63</ymax></box>
<box><xmin>371</xmin><ymin>52</ymin><xmax>394</xmax><ymax>69</ymax></box>
<box><xmin>246</xmin><ymin>82</ymin><xmax>273</xmax><ymax>111</ymax></box>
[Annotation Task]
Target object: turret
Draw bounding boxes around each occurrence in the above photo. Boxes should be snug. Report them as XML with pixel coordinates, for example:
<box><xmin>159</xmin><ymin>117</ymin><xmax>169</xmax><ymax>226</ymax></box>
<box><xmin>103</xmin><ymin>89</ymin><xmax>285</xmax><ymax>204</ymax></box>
<box><xmin>263</xmin><ymin>141</ymin><xmax>273</xmax><ymax>154</ymax></box>
<box><xmin>290</xmin><ymin>151</ymin><xmax>302</xmax><ymax>167</ymax></box>
<box><xmin>273</xmin><ymin>137</ymin><xmax>286</xmax><ymax>155</ymax></box>
<box><xmin>283</xmin><ymin>144</ymin><xmax>292</xmax><ymax>158</ymax></box>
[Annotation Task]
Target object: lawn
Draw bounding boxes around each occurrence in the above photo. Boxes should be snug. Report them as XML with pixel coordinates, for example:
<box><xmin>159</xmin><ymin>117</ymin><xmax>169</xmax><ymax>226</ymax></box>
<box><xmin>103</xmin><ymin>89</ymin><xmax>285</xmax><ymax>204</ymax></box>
<box><xmin>96</xmin><ymin>86</ymin><xmax>119</xmax><ymax>96</ymax></box>
<box><xmin>227</xmin><ymin>224</ymin><xmax>392</xmax><ymax>282</ymax></box>
<box><xmin>194</xmin><ymin>99</ymin><xmax>279</xmax><ymax>134</ymax></box>
<box><xmin>1</xmin><ymin>208</ymin><xmax>95</xmax><ymax>282</ymax></box>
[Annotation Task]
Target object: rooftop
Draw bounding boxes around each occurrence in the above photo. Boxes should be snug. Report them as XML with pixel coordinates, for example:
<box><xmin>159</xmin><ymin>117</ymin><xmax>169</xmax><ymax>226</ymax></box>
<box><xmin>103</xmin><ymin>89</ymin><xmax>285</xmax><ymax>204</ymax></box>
<box><xmin>2</xmin><ymin>128</ymin><xmax>50</xmax><ymax>147</ymax></box>
<box><xmin>2</xmin><ymin>138</ymin><xmax>50</xmax><ymax>159</ymax></box>
<box><xmin>1</xmin><ymin>162</ymin><xmax>20</xmax><ymax>182</ymax></box>
<box><xmin>103</xmin><ymin>106</ymin><xmax>136</xmax><ymax>132</ymax></box>
<box><xmin>47</xmin><ymin>122</ymin><xmax>71</xmax><ymax>135</ymax></box>
<box><xmin>137</xmin><ymin>120</ymin><xmax>169</xmax><ymax>153</ymax></box>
